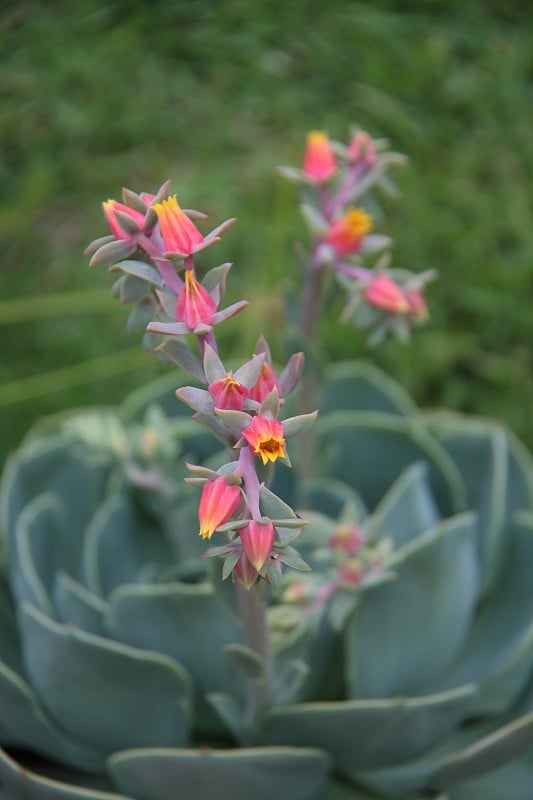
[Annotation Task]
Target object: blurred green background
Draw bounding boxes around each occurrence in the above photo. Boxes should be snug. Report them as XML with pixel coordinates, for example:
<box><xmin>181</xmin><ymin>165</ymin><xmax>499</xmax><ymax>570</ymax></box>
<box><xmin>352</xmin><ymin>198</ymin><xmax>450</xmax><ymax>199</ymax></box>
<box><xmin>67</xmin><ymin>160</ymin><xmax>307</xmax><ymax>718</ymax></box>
<box><xmin>1</xmin><ymin>0</ymin><xmax>532</xmax><ymax>464</ymax></box>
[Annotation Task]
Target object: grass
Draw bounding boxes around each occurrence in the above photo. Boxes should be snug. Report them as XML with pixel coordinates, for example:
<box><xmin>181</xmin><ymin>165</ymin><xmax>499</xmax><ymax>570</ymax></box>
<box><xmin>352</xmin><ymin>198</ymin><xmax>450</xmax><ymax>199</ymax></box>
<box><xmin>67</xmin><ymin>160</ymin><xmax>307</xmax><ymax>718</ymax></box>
<box><xmin>0</xmin><ymin>0</ymin><xmax>532</xmax><ymax>463</ymax></box>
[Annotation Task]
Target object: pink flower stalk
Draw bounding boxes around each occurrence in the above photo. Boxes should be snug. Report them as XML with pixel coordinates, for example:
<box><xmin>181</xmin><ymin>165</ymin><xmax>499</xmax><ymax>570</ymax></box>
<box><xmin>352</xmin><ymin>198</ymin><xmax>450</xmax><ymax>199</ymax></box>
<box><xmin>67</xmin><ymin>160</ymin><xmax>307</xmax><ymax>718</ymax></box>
<box><xmin>198</xmin><ymin>476</ymin><xmax>241</xmax><ymax>540</ymax></box>
<box><xmin>364</xmin><ymin>274</ymin><xmax>409</xmax><ymax>314</ymax></box>
<box><xmin>249</xmin><ymin>362</ymin><xmax>280</xmax><ymax>403</ymax></box>
<box><xmin>175</xmin><ymin>269</ymin><xmax>217</xmax><ymax>330</ymax></box>
<box><xmin>303</xmin><ymin>131</ymin><xmax>337</xmax><ymax>182</ymax></box>
<box><xmin>152</xmin><ymin>194</ymin><xmax>204</xmax><ymax>256</ymax></box>
<box><xmin>329</xmin><ymin>523</ymin><xmax>364</xmax><ymax>556</ymax></box>
<box><xmin>240</xmin><ymin>520</ymin><xmax>275</xmax><ymax>572</ymax></box>
<box><xmin>324</xmin><ymin>208</ymin><xmax>373</xmax><ymax>256</ymax></box>
<box><xmin>347</xmin><ymin>131</ymin><xmax>377</xmax><ymax>166</ymax></box>
<box><xmin>404</xmin><ymin>289</ymin><xmax>428</xmax><ymax>319</ymax></box>
<box><xmin>242</xmin><ymin>416</ymin><xmax>286</xmax><ymax>466</ymax></box>
<box><xmin>103</xmin><ymin>200</ymin><xmax>146</xmax><ymax>240</ymax></box>
<box><xmin>233</xmin><ymin>553</ymin><xmax>258</xmax><ymax>590</ymax></box>
<box><xmin>209</xmin><ymin>372</ymin><xmax>250</xmax><ymax>411</ymax></box>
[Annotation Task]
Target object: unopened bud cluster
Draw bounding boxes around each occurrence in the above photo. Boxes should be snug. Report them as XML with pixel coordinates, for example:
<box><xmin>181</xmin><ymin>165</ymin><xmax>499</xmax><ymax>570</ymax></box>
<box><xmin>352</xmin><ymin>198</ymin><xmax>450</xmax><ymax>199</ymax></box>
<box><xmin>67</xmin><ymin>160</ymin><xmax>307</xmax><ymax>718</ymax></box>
<box><xmin>280</xmin><ymin>129</ymin><xmax>435</xmax><ymax>344</ymax></box>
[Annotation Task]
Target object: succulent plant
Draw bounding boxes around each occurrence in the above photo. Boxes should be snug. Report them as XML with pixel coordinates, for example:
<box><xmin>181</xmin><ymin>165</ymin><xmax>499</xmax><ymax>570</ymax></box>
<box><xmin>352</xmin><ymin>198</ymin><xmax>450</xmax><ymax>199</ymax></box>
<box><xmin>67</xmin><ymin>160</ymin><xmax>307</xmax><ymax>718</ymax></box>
<box><xmin>0</xmin><ymin>362</ymin><xmax>532</xmax><ymax>800</ymax></box>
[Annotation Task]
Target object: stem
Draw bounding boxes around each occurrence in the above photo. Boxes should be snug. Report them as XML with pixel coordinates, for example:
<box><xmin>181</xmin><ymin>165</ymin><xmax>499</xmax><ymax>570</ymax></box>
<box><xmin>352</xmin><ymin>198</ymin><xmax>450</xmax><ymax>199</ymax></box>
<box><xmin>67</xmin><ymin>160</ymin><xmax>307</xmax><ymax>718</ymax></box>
<box><xmin>236</xmin><ymin>580</ymin><xmax>272</xmax><ymax>738</ymax></box>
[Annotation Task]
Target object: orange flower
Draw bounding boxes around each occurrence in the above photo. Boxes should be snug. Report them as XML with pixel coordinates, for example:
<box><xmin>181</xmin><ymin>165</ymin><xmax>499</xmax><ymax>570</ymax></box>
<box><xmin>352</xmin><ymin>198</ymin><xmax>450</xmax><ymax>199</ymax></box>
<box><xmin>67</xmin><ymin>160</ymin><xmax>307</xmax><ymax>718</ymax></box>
<box><xmin>364</xmin><ymin>274</ymin><xmax>409</xmax><ymax>314</ymax></box>
<box><xmin>324</xmin><ymin>208</ymin><xmax>373</xmax><ymax>256</ymax></box>
<box><xmin>175</xmin><ymin>269</ymin><xmax>217</xmax><ymax>330</ymax></box>
<box><xmin>302</xmin><ymin>131</ymin><xmax>336</xmax><ymax>182</ymax></box>
<box><xmin>152</xmin><ymin>195</ymin><xmax>204</xmax><ymax>256</ymax></box>
<box><xmin>198</xmin><ymin>477</ymin><xmax>241</xmax><ymax>540</ymax></box>
<box><xmin>242</xmin><ymin>416</ymin><xmax>286</xmax><ymax>466</ymax></box>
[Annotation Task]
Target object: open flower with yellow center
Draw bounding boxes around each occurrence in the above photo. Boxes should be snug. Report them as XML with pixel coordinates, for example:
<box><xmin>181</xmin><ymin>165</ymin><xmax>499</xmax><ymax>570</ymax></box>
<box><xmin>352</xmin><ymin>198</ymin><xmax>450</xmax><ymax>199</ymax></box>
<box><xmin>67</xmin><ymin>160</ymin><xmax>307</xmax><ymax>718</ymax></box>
<box><xmin>152</xmin><ymin>194</ymin><xmax>204</xmax><ymax>257</ymax></box>
<box><xmin>175</xmin><ymin>269</ymin><xmax>217</xmax><ymax>330</ymax></box>
<box><xmin>242</xmin><ymin>416</ymin><xmax>286</xmax><ymax>466</ymax></box>
<box><xmin>208</xmin><ymin>372</ymin><xmax>250</xmax><ymax>411</ymax></box>
<box><xmin>302</xmin><ymin>131</ymin><xmax>337</xmax><ymax>182</ymax></box>
<box><xmin>324</xmin><ymin>208</ymin><xmax>373</xmax><ymax>256</ymax></box>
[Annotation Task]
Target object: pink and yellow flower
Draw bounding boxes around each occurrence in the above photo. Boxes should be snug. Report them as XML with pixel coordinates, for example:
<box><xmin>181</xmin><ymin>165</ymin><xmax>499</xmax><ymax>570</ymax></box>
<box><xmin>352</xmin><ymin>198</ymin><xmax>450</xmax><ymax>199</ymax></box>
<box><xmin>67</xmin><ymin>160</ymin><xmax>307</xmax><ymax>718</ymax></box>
<box><xmin>175</xmin><ymin>269</ymin><xmax>217</xmax><ymax>330</ymax></box>
<box><xmin>242</xmin><ymin>416</ymin><xmax>286</xmax><ymax>466</ymax></box>
<box><xmin>324</xmin><ymin>208</ymin><xmax>373</xmax><ymax>256</ymax></box>
<box><xmin>364</xmin><ymin>274</ymin><xmax>409</xmax><ymax>314</ymax></box>
<box><xmin>198</xmin><ymin>476</ymin><xmax>241</xmax><ymax>540</ymax></box>
<box><xmin>239</xmin><ymin>520</ymin><xmax>275</xmax><ymax>572</ymax></box>
<box><xmin>103</xmin><ymin>200</ymin><xmax>146</xmax><ymax>240</ymax></box>
<box><xmin>209</xmin><ymin>372</ymin><xmax>250</xmax><ymax>411</ymax></box>
<box><xmin>303</xmin><ymin>131</ymin><xmax>337</xmax><ymax>182</ymax></box>
<box><xmin>152</xmin><ymin>195</ymin><xmax>204</xmax><ymax>256</ymax></box>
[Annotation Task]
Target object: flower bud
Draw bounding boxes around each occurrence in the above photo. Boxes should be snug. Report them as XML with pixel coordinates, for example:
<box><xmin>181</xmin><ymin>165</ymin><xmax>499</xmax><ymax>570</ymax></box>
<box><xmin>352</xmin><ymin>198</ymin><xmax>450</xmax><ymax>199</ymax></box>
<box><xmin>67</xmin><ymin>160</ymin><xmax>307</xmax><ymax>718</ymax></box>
<box><xmin>329</xmin><ymin>523</ymin><xmax>364</xmax><ymax>555</ymax></box>
<box><xmin>233</xmin><ymin>553</ymin><xmax>258</xmax><ymax>590</ymax></box>
<box><xmin>364</xmin><ymin>274</ymin><xmax>409</xmax><ymax>314</ymax></box>
<box><xmin>103</xmin><ymin>200</ymin><xmax>146</xmax><ymax>240</ymax></box>
<box><xmin>198</xmin><ymin>476</ymin><xmax>241</xmax><ymax>540</ymax></box>
<box><xmin>239</xmin><ymin>520</ymin><xmax>275</xmax><ymax>572</ymax></box>
<box><xmin>303</xmin><ymin>131</ymin><xmax>336</xmax><ymax>182</ymax></box>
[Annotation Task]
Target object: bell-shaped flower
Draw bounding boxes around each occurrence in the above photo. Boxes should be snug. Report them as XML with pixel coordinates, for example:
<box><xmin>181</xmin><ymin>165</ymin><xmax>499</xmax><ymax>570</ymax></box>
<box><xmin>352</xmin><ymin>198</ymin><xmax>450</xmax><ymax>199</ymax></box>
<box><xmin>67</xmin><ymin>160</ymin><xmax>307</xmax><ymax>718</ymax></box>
<box><xmin>198</xmin><ymin>476</ymin><xmax>241</xmax><ymax>540</ymax></box>
<box><xmin>249</xmin><ymin>361</ymin><xmax>280</xmax><ymax>404</ymax></box>
<box><xmin>242</xmin><ymin>416</ymin><xmax>286</xmax><ymax>466</ymax></box>
<box><xmin>240</xmin><ymin>520</ymin><xmax>275</xmax><ymax>572</ymax></box>
<box><xmin>103</xmin><ymin>200</ymin><xmax>147</xmax><ymax>240</ymax></box>
<box><xmin>232</xmin><ymin>553</ymin><xmax>258</xmax><ymax>590</ymax></box>
<box><xmin>324</xmin><ymin>208</ymin><xmax>373</xmax><ymax>256</ymax></box>
<box><xmin>209</xmin><ymin>372</ymin><xmax>250</xmax><ymax>411</ymax></box>
<box><xmin>363</xmin><ymin>274</ymin><xmax>409</xmax><ymax>314</ymax></box>
<box><xmin>152</xmin><ymin>194</ymin><xmax>205</xmax><ymax>257</ymax></box>
<box><xmin>175</xmin><ymin>269</ymin><xmax>217</xmax><ymax>330</ymax></box>
<box><xmin>303</xmin><ymin>131</ymin><xmax>337</xmax><ymax>182</ymax></box>
<box><xmin>404</xmin><ymin>289</ymin><xmax>428</xmax><ymax>319</ymax></box>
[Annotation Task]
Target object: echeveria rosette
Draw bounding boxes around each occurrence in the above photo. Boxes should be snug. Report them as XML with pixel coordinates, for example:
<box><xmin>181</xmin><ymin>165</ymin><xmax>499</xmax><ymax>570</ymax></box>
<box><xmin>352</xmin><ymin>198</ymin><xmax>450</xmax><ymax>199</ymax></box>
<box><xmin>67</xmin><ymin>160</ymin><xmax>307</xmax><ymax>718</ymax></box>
<box><xmin>0</xmin><ymin>364</ymin><xmax>532</xmax><ymax>800</ymax></box>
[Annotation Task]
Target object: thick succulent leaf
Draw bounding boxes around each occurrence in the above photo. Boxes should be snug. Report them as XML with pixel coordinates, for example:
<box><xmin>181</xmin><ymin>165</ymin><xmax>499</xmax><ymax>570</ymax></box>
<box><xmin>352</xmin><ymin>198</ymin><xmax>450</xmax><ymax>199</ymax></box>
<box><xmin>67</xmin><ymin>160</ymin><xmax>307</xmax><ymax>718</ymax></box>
<box><xmin>346</xmin><ymin>513</ymin><xmax>479</xmax><ymax>698</ymax></box>
<box><xmin>18</xmin><ymin>604</ymin><xmax>192</xmax><ymax>755</ymax></box>
<box><xmin>428</xmin><ymin>416</ymin><xmax>533</xmax><ymax>592</ymax></box>
<box><xmin>320</xmin><ymin>362</ymin><xmax>416</xmax><ymax>416</ymax></box>
<box><xmin>431</xmin><ymin>711</ymin><xmax>533</xmax><ymax>787</ymax></box>
<box><xmin>264</xmin><ymin>684</ymin><xmax>476</xmax><ymax>773</ymax></box>
<box><xmin>317</xmin><ymin>411</ymin><xmax>465</xmax><ymax>517</ymax></box>
<box><xmin>0</xmin><ymin>436</ymin><xmax>108</xmax><ymax>560</ymax></box>
<box><xmin>53</xmin><ymin>573</ymin><xmax>108</xmax><ymax>637</ymax></box>
<box><xmin>11</xmin><ymin>494</ymin><xmax>75</xmax><ymax>615</ymax></box>
<box><xmin>431</xmin><ymin>511</ymin><xmax>533</xmax><ymax>714</ymax></box>
<box><xmin>373</xmin><ymin>462</ymin><xmax>440</xmax><ymax>548</ymax></box>
<box><xmin>108</xmin><ymin>746</ymin><xmax>331</xmax><ymax>800</ymax></box>
<box><xmin>447</xmin><ymin>745</ymin><xmax>533</xmax><ymax>800</ymax></box>
<box><xmin>0</xmin><ymin>575</ymin><xmax>21</xmax><ymax>673</ymax></box>
<box><xmin>350</xmin><ymin>711</ymin><xmax>533</xmax><ymax>798</ymax></box>
<box><xmin>82</xmin><ymin>491</ymin><xmax>174</xmax><ymax>598</ymax></box>
<box><xmin>0</xmin><ymin>662</ymin><xmax>104</xmax><ymax>772</ymax></box>
<box><xmin>0</xmin><ymin>748</ymin><xmax>131</xmax><ymax>800</ymax></box>
<box><xmin>106</xmin><ymin>582</ymin><xmax>244</xmax><ymax>733</ymax></box>
<box><xmin>322</xmin><ymin>780</ymin><xmax>379</xmax><ymax>800</ymax></box>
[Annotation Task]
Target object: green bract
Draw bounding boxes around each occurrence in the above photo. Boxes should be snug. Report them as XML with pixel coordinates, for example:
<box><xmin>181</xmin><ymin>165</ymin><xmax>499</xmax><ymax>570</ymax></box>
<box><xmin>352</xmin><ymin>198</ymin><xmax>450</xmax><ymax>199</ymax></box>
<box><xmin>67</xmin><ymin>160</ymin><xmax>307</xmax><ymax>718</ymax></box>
<box><xmin>0</xmin><ymin>363</ymin><xmax>532</xmax><ymax>800</ymax></box>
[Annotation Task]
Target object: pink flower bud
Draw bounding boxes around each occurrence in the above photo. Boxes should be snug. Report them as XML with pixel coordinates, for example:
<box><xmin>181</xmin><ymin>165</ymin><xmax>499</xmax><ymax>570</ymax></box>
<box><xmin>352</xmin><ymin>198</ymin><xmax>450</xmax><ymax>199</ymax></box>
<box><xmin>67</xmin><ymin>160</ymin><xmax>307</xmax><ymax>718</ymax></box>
<box><xmin>324</xmin><ymin>208</ymin><xmax>373</xmax><ymax>256</ymax></box>
<box><xmin>175</xmin><ymin>269</ymin><xmax>217</xmax><ymax>330</ymax></box>
<box><xmin>242</xmin><ymin>416</ymin><xmax>286</xmax><ymax>466</ymax></box>
<box><xmin>338</xmin><ymin>557</ymin><xmax>364</xmax><ymax>587</ymax></box>
<box><xmin>303</xmin><ymin>131</ymin><xmax>337</xmax><ymax>182</ymax></box>
<box><xmin>364</xmin><ymin>274</ymin><xmax>409</xmax><ymax>314</ymax></box>
<box><xmin>249</xmin><ymin>362</ymin><xmax>280</xmax><ymax>404</ymax></box>
<box><xmin>103</xmin><ymin>200</ymin><xmax>146</xmax><ymax>240</ymax></box>
<box><xmin>233</xmin><ymin>553</ymin><xmax>258</xmax><ymax>590</ymax></box>
<box><xmin>198</xmin><ymin>477</ymin><xmax>241</xmax><ymax>540</ymax></box>
<box><xmin>209</xmin><ymin>372</ymin><xmax>250</xmax><ymax>411</ymax></box>
<box><xmin>239</xmin><ymin>520</ymin><xmax>275</xmax><ymax>572</ymax></box>
<box><xmin>329</xmin><ymin>523</ymin><xmax>364</xmax><ymax>555</ymax></box>
<box><xmin>152</xmin><ymin>195</ymin><xmax>204</xmax><ymax>257</ymax></box>
<box><xmin>404</xmin><ymin>289</ymin><xmax>428</xmax><ymax>319</ymax></box>
<box><xmin>347</xmin><ymin>131</ymin><xmax>377</xmax><ymax>166</ymax></box>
